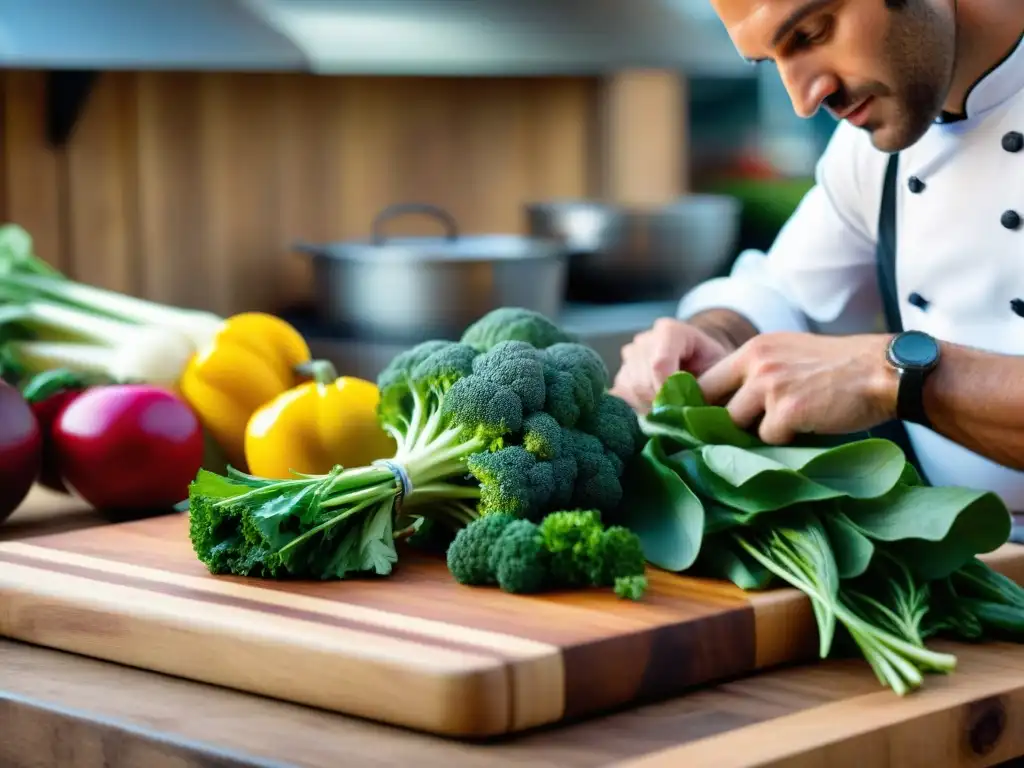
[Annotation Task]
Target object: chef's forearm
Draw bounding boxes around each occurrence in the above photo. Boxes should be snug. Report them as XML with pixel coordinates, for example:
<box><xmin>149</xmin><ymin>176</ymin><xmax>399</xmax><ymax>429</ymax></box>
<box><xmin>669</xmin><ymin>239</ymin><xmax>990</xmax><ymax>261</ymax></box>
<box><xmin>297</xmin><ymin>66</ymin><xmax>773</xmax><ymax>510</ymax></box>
<box><xmin>688</xmin><ymin>309</ymin><xmax>760</xmax><ymax>353</ymax></box>
<box><xmin>923</xmin><ymin>343</ymin><xmax>1024</xmax><ymax>471</ymax></box>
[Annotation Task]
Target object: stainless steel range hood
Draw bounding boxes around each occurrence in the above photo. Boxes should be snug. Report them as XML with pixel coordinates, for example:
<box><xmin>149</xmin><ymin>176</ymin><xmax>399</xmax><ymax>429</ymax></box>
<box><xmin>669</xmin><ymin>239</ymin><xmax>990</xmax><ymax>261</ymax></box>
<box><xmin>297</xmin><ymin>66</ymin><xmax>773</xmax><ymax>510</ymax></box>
<box><xmin>0</xmin><ymin>0</ymin><xmax>748</xmax><ymax>77</ymax></box>
<box><xmin>0</xmin><ymin>0</ymin><xmax>307</xmax><ymax>71</ymax></box>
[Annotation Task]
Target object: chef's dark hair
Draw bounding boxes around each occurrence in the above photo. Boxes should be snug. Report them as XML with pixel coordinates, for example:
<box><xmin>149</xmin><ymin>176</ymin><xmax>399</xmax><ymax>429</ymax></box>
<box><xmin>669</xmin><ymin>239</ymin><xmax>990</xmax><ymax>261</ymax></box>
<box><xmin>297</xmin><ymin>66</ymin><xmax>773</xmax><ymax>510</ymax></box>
<box><xmin>885</xmin><ymin>0</ymin><xmax>908</xmax><ymax>8</ymax></box>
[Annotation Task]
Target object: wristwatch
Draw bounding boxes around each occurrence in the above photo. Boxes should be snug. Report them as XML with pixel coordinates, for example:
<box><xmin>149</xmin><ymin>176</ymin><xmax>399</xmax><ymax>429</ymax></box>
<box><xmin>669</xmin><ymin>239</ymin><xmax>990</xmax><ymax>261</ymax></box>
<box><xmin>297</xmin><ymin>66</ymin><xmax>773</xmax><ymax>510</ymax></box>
<box><xmin>885</xmin><ymin>330</ymin><xmax>941</xmax><ymax>428</ymax></box>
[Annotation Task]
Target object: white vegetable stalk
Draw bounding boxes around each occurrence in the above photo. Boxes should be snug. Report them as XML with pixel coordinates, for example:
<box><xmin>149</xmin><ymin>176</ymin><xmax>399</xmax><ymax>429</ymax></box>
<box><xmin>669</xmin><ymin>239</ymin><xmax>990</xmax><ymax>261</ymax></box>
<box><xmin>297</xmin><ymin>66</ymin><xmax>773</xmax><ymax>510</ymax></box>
<box><xmin>2</xmin><ymin>273</ymin><xmax>222</xmax><ymax>351</ymax></box>
<box><xmin>4</xmin><ymin>301</ymin><xmax>197</xmax><ymax>387</ymax></box>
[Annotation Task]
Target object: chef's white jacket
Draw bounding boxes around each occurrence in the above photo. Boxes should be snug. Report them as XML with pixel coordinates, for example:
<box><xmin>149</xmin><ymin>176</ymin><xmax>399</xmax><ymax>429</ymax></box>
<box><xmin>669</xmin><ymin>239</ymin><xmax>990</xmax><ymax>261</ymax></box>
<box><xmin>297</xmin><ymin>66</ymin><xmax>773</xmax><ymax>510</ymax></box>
<box><xmin>677</xmin><ymin>35</ymin><xmax>1024</xmax><ymax>511</ymax></box>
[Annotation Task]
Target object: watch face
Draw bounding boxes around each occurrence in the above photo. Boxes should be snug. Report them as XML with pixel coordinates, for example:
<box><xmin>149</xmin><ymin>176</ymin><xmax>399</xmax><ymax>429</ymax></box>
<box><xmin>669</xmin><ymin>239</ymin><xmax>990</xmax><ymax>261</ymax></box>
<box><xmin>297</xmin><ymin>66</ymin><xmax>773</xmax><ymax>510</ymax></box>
<box><xmin>890</xmin><ymin>331</ymin><xmax>940</xmax><ymax>369</ymax></box>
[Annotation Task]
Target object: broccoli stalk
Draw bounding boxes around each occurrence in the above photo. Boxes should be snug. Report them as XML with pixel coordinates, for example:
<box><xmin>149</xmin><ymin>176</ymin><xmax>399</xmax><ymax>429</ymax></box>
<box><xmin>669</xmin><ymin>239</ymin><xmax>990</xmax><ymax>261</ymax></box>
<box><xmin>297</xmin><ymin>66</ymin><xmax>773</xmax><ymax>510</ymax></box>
<box><xmin>187</xmin><ymin>307</ymin><xmax>645</xmax><ymax>582</ymax></box>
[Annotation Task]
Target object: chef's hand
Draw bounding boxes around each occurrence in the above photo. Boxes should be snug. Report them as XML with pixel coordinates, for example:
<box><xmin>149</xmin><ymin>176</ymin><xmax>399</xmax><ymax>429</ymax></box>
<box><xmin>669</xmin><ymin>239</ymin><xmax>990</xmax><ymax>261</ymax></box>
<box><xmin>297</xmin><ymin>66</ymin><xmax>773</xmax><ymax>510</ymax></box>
<box><xmin>697</xmin><ymin>332</ymin><xmax>898</xmax><ymax>444</ymax></box>
<box><xmin>611</xmin><ymin>318</ymin><xmax>731</xmax><ymax>411</ymax></box>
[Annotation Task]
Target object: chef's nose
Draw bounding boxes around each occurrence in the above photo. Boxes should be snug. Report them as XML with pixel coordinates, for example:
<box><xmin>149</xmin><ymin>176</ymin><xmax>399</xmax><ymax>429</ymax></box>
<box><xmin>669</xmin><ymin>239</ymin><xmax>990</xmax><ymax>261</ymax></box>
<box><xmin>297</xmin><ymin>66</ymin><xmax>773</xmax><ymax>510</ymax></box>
<box><xmin>777</xmin><ymin>63</ymin><xmax>840</xmax><ymax>119</ymax></box>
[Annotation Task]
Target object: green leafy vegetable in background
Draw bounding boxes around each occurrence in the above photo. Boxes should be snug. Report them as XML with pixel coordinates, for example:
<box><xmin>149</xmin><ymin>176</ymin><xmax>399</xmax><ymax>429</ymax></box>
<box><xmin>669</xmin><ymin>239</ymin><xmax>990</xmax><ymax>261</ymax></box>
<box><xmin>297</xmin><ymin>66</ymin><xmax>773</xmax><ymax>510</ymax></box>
<box><xmin>618</xmin><ymin>371</ymin><xmax>1022</xmax><ymax>695</ymax></box>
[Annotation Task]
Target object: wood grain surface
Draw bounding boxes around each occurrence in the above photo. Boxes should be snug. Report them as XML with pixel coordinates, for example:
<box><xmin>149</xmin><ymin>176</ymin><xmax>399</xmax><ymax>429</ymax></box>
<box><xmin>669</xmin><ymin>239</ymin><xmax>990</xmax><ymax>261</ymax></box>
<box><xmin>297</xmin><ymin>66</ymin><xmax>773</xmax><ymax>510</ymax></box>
<box><xmin>0</xmin><ymin>512</ymin><xmax>797</xmax><ymax>737</ymax></box>
<box><xmin>0</xmin><ymin>513</ymin><xmax>778</xmax><ymax>737</ymax></box>
<box><xmin>2</xmin><ymin>491</ymin><xmax>1024</xmax><ymax>766</ymax></box>
<box><xmin>4</xmin><ymin>637</ymin><xmax>1024</xmax><ymax>768</ymax></box>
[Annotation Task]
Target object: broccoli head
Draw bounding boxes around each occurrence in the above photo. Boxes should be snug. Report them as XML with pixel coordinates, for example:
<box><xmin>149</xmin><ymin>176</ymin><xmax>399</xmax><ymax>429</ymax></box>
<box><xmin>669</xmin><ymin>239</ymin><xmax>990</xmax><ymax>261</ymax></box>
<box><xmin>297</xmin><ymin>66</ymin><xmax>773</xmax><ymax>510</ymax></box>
<box><xmin>490</xmin><ymin>519</ymin><xmax>549</xmax><ymax>594</ymax></box>
<box><xmin>446</xmin><ymin>512</ymin><xmax>517</xmax><ymax>585</ymax></box>
<box><xmin>542</xmin><ymin>343</ymin><xmax>610</xmax><ymax>427</ymax></box>
<box><xmin>468</xmin><ymin>446</ymin><xmax>555</xmax><ymax>519</ymax></box>
<box><xmin>579</xmin><ymin>393</ymin><xmax>643</xmax><ymax>464</ymax></box>
<box><xmin>566</xmin><ymin>429</ymin><xmax>625</xmax><ymax>512</ymax></box>
<box><xmin>471</xmin><ymin>340</ymin><xmax>546</xmax><ymax>413</ymax></box>
<box><xmin>461</xmin><ymin>307</ymin><xmax>577</xmax><ymax>352</ymax></box>
<box><xmin>439</xmin><ymin>376</ymin><xmax>524</xmax><ymax>450</ymax></box>
<box><xmin>520</xmin><ymin>412</ymin><xmax>580</xmax><ymax>508</ymax></box>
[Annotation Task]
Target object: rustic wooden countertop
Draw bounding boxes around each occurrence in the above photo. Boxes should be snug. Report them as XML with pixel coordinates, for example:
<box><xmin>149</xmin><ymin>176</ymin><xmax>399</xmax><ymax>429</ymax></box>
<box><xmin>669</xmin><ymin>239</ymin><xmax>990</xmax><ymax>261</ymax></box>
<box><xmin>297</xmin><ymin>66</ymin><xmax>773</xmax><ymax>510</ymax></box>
<box><xmin>3</xmin><ymin>488</ymin><xmax>1024</xmax><ymax>768</ymax></box>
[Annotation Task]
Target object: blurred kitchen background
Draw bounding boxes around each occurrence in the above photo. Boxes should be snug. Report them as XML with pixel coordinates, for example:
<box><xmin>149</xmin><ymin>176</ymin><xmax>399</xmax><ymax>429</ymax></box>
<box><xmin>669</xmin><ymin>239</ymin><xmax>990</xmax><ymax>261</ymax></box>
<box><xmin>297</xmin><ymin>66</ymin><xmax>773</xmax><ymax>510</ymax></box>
<box><xmin>0</xmin><ymin>0</ymin><xmax>839</xmax><ymax>379</ymax></box>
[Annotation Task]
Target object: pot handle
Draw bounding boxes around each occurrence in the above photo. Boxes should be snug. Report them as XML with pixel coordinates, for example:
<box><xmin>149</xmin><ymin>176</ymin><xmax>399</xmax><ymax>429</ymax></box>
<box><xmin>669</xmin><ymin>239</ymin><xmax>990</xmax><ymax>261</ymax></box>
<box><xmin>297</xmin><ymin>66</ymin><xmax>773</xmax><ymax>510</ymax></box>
<box><xmin>370</xmin><ymin>203</ymin><xmax>460</xmax><ymax>245</ymax></box>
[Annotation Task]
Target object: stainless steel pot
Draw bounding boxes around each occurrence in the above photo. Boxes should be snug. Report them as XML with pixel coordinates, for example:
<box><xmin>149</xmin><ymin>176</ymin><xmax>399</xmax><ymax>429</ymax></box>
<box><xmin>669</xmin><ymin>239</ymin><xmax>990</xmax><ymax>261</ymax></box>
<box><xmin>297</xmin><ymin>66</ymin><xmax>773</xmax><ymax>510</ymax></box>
<box><xmin>525</xmin><ymin>195</ymin><xmax>741</xmax><ymax>302</ymax></box>
<box><xmin>295</xmin><ymin>203</ymin><xmax>568</xmax><ymax>341</ymax></box>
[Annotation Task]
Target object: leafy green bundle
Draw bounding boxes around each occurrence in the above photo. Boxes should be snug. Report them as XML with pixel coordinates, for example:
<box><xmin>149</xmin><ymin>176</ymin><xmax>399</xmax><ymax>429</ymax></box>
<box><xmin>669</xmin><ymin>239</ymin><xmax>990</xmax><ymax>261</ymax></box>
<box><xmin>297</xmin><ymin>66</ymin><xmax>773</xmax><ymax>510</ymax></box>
<box><xmin>187</xmin><ymin>308</ymin><xmax>644</xmax><ymax>581</ymax></box>
<box><xmin>622</xmin><ymin>372</ymin><xmax>1022</xmax><ymax>695</ymax></box>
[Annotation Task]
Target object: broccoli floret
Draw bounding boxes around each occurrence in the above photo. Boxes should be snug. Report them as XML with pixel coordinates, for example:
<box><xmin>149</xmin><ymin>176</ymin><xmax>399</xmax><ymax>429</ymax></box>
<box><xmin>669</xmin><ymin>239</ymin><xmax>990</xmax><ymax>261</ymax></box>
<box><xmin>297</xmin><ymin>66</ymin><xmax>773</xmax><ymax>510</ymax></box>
<box><xmin>595</xmin><ymin>525</ymin><xmax>647</xmax><ymax>587</ymax></box>
<box><xmin>446</xmin><ymin>512</ymin><xmax>517</xmax><ymax>585</ymax></box>
<box><xmin>376</xmin><ymin>339</ymin><xmax>452</xmax><ymax>424</ymax></box>
<box><xmin>522</xmin><ymin>411</ymin><xmax>564</xmax><ymax>460</ymax></box>
<box><xmin>468</xmin><ymin>446</ymin><xmax>555</xmax><ymax>519</ymax></box>
<box><xmin>448</xmin><ymin>509</ymin><xmax>648</xmax><ymax>599</ymax></box>
<box><xmin>542</xmin><ymin>343</ymin><xmax>610</xmax><ymax>427</ymax></box>
<box><xmin>439</xmin><ymin>377</ymin><xmax>524</xmax><ymax>449</ymax></box>
<box><xmin>471</xmin><ymin>340</ymin><xmax>546</xmax><ymax>413</ymax></box>
<box><xmin>614</xmin><ymin>574</ymin><xmax>649</xmax><ymax>600</ymax></box>
<box><xmin>538</xmin><ymin>509</ymin><xmax>605</xmax><ymax>587</ymax></box>
<box><xmin>579</xmin><ymin>393</ymin><xmax>643</xmax><ymax>464</ymax></box>
<box><xmin>461</xmin><ymin>307</ymin><xmax>577</xmax><ymax>352</ymax></box>
<box><xmin>549</xmin><ymin>453</ymin><xmax>580</xmax><ymax>509</ymax></box>
<box><xmin>490</xmin><ymin>519</ymin><xmax>549</xmax><ymax>594</ymax></box>
<box><xmin>522</xmin><ymin>412</ymin><xmax>583</xmax><ymax>508</ymax></box>
<box><xmin>566</xmin><ymin>430</ymin><xmax>625</xmax><ymax>511</ymax></box>
<box><xmin>410</xmin><ymin>341</ymin><xmax>478</xmax><ymax>393</ymax></box>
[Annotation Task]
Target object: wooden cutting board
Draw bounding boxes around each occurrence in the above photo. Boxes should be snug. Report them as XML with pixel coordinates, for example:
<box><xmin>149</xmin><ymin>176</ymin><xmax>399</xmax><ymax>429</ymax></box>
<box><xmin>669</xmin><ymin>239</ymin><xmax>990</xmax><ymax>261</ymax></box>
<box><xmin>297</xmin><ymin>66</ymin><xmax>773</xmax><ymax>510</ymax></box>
<box><xmin>0</xmin><ymin>512</ymin><xmax>1021</xmax><ymax>739</ymax></box>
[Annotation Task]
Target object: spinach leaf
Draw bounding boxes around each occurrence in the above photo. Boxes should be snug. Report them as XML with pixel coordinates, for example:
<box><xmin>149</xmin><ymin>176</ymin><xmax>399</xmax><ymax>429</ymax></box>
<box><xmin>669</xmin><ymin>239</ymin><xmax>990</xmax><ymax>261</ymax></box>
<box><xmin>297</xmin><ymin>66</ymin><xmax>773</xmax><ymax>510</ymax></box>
<box><xmin>842</xmin><ymin>485</ymin><xmax>1013</xmax><ymax>581</ymax></box>
<box><xmin>703</xmin><ymin>499</ymin><xmax>752</xmax><ymax>534</ymax></box>
<box><xmin>728</xmin><ymin>440</ymin><xmax>907</xmax><ymax>498</ymax></box>
<box><xmin>637</xmin><ymin>410</ymin><xmax>701</xmax><ymax>450</ymax></box>
<box><xmin>683</xmin><ymin>407</ymin><xmax>760</xmax><ymax>448</ymax></box>
<box><xmin>653</xmin><ymin>372</ymin><xmax>706</xmax><ymax>409</ymax></box>
<box><xmin>822</xmin><ymin>508</ymin><xmax>875</xmax><ymax>579</ymax></box>
<box><xmin>689</xmin><ymin>447</ymin><xmax>846</xmax><ymax>514</ymax></box>
<box><xmin>619</xmin><ymin>437</ymin><xmax>705</xmax><ymax>571</ymax></box>
<box><xmin>694</xmin><ymin>534</ymin><xmax>774</xmax><ymax>590</ymax></box>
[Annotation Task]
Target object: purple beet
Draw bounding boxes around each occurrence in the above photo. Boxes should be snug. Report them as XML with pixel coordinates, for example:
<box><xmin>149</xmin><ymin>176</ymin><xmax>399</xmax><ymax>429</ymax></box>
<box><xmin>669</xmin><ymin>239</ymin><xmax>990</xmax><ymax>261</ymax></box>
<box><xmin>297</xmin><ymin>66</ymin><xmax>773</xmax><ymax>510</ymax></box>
<box><xmin>0</xmin><ymin>379</ymin><xmax>42</xmax><ymax>522</ymax></box>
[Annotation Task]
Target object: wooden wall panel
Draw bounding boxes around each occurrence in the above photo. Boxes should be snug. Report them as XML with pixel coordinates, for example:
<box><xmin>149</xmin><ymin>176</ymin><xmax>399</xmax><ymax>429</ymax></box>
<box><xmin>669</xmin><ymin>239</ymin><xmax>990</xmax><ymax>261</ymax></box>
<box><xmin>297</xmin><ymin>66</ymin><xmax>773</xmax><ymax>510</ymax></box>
<box><xmin>64</xmin><ymin>72</ymin><xmax>140</xmax><ymax>294</ymax></box>
<box><xmin>0</xmin><ymin>71</ymin><xmax>610</xmax><ymax>317</ymax></box>
<box><xmin>1</xmin><ymin>71</ymin><xmax>67</xmax><ymax>272</ymax></box>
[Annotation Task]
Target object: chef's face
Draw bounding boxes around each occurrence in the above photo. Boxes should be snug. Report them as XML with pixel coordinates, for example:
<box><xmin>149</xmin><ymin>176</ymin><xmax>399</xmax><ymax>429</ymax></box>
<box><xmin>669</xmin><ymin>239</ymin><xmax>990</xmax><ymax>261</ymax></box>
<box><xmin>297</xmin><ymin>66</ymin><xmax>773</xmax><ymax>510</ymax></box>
<box><xmin>712</xmin><ymin>0</ymin><xmax>957</xmax><ymax>151</ymax></box>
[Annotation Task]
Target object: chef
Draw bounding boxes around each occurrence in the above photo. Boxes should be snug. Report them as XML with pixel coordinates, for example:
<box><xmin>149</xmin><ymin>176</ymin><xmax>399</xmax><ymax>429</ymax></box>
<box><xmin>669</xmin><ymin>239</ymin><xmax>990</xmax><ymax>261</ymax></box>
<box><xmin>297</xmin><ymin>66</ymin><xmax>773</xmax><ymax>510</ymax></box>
<box><xmin>610</xmin><ymin>0</ymin><xmax>1024</xmax><ymax>513</ymax></box>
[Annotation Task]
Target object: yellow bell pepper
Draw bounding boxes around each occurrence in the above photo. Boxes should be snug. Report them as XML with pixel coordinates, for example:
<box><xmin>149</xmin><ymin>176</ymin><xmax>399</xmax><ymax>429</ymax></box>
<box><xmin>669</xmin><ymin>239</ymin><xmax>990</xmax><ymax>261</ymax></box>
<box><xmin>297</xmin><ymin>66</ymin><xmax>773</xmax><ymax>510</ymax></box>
<box><xmin>179</xmin><ymin>312</ymin><xmax>312</xmax><ymax>471</ymax></box>
<box><xmin>244</xmin><ymin>360</ymin><xmax>397</xmax><ymax>479</ymax></box>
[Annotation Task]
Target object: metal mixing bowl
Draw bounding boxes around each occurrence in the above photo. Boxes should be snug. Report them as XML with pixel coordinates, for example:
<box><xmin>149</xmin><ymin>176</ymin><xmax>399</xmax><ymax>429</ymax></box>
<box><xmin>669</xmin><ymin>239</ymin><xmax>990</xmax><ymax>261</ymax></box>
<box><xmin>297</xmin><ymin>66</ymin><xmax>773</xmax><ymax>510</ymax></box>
<box><xmin>525</xmin><ymin>195</ymin><xmax>742</xmax><ymax>302</ymax></box>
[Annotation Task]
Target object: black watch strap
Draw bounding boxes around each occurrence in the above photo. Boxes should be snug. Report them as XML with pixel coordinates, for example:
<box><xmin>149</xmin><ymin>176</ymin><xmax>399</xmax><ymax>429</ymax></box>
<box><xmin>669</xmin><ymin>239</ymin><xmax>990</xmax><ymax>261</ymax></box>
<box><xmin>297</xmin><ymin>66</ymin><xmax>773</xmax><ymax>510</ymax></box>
<box><xmin>887</xmin><ymin>331</ymin><xmax>940</xmax><ymax>430</ymax></box>
<box><xmin>895</xmin><ymin>368</ymin><xmax>931</xmax><ymax>428</ymax></box>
